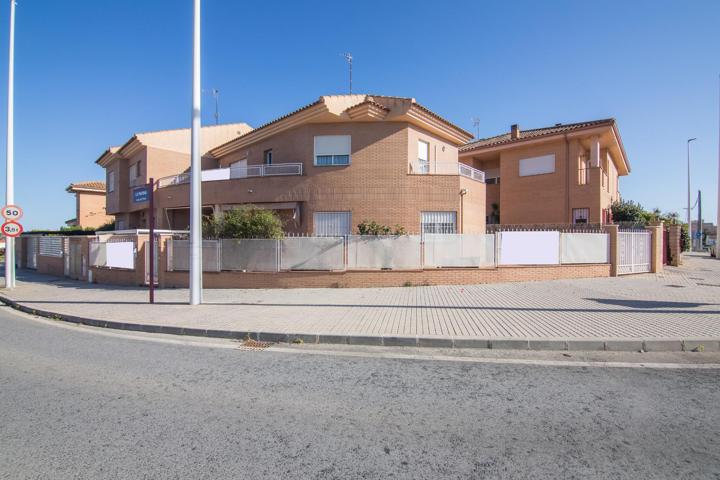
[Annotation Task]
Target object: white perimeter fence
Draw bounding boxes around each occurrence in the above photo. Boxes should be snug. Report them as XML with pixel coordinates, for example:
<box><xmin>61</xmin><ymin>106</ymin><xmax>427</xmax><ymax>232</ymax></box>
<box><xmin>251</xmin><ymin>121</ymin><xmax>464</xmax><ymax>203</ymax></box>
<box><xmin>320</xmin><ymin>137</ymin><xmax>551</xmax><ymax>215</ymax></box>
<box><xmin>167</xmin><ymin>232</ymin><xmax>610</xmax><ymax>273</ymax></box>
<box><xmin>89</xmin><ymin>240</ymin><xmax>136</xmax><ymax>270</ymax></box>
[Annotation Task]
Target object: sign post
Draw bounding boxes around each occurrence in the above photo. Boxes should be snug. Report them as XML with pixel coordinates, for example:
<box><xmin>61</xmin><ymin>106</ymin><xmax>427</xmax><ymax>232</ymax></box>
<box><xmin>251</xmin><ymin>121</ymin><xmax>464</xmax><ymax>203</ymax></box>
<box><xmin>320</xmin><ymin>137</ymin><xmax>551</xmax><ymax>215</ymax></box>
<box><xmin>148</xmin><ymin>178</ymin><xmax>155</xmax><ymax>304</ymax></box>
<box><xmin>1</xmin><ymin>204</ymin><xmax>21</xmax><ymax>288</ymax></box>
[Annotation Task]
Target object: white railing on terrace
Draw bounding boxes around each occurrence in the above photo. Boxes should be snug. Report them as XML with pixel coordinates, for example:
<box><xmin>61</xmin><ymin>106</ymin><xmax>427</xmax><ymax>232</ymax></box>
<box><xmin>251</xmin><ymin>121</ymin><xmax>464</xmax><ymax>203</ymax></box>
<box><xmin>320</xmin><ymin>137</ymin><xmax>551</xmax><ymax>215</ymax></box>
<box><xmin>410</xmin><ymin>161</ymin><xmax>485</xmax><ymax>182</ymax></box>
<box><xmin>157</xmin><ymin>162</ymin><xmax>303</xmax><ymax>188</ymax></box>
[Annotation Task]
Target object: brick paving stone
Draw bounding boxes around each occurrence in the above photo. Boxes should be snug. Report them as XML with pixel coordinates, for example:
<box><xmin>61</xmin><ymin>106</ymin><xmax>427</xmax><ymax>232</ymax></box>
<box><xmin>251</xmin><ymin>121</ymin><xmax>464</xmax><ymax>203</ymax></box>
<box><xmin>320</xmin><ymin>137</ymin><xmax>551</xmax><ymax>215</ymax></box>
<box><xmin>2</xmin><ymin>253</ymin><xmax>719</xmax><ymax>341</ymax></box>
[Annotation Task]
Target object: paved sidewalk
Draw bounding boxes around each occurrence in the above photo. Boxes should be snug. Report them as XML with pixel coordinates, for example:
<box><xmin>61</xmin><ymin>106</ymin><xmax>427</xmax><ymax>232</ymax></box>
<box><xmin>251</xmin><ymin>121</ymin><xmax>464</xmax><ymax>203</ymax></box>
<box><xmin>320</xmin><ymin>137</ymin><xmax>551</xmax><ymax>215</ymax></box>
<box><xmin>1</xmin><ymin>253</ymin><xmax>719</xmax><ymax>350</ymax></box>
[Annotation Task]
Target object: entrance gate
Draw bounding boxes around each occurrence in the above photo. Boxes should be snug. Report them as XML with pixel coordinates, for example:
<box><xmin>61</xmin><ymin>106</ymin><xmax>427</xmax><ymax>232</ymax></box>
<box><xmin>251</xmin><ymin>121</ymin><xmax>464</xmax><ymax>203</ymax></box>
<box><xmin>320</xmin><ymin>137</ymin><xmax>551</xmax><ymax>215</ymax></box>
<box><xmin>618</xmin><ymin>230</ymin><xmax>651</xmax><ymax>274</ymax></box>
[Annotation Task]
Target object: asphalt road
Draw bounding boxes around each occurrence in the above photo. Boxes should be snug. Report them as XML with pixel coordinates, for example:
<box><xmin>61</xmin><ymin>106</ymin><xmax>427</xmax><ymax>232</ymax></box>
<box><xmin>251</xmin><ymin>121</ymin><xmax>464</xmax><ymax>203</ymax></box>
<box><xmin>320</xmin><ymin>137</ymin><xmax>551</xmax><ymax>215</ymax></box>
<box><xmin>1</xmin><ymin>308</ymin><xmax>719</xmax><ymax>479</ymax></box>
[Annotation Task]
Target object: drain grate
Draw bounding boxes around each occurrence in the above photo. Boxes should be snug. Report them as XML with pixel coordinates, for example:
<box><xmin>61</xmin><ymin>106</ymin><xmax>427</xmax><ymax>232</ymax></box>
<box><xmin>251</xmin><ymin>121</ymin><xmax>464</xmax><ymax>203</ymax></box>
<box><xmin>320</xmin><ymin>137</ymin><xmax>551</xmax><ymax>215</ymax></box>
<box><xmin>236</xmin><ymin>339</ymin><xmax>274</xmax><ymax>351</ymax></box>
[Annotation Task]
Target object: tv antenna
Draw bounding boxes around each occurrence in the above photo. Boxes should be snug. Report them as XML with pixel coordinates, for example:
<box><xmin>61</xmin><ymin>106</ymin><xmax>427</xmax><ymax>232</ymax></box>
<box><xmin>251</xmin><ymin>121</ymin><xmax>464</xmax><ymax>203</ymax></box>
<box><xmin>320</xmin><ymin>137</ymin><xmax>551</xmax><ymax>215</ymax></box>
<box><xmin>471</xmin><ymin>117</ymin><xmax>481</xmax><ymax>139</ymax></box>
<box><xmin>340</xmin><ymin>53</ymin><xmax>353</xmax><ymax>94</ymax></box>
<box><xmin>212</xmin><ymin>88</ymin><xmax>220</xmax><ymax>125</ymax></box>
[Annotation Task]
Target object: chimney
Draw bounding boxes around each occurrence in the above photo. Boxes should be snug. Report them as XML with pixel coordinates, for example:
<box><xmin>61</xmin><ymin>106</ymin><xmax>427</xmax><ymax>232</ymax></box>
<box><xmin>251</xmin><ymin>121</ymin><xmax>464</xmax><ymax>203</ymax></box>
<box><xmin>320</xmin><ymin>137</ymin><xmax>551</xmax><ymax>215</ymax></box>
<box><xmin>510</xmin><ymin>124</ymin><xmax>520</xmax><ymax>139</ymax></box>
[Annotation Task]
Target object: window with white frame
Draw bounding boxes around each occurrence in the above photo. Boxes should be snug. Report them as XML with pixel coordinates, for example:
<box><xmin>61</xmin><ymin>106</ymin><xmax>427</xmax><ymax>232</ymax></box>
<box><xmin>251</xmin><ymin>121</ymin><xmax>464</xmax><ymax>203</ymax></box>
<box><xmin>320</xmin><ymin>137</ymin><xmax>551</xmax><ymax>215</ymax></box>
<box><xmin>572</xmin><ymin>208</ymin><xmax>589</xmax><ymax>224</ymax></box>
<box><xmin>421</xmin><ymin>211</ymin><xmax>457</xmax><ymax>234</ymax></box>
<box><xmin>519</xmin><ymin>154</ymin><xmax>555</xmax><ymax>177</ymax></box>
<box><xmin>263</xmin><ymin>149</ymin><xmax>273</xmax><ymax>165</ymax></box>
<box><xmin>107</xmin><ymin>171</ymin><xmax>115</xmax><ymax>192</ymax></box>
<box><xmin>314</xmin><ymin>211</ymin><xmax>351</xmax><ymax>236</ymax></box>
<box><xmin>417</xmin><ymin>140</ymin><xmax>430</xmax><ymax>174</ymax></box>
<box><xmin>314</xmin><ymin>135</ymin><xmax>351</xmax><ymax>166</ymax></box>
<box><xmin>129</xmin><ymin>161</ymin><xmax>141</xmax><ymax>185</ymax></box>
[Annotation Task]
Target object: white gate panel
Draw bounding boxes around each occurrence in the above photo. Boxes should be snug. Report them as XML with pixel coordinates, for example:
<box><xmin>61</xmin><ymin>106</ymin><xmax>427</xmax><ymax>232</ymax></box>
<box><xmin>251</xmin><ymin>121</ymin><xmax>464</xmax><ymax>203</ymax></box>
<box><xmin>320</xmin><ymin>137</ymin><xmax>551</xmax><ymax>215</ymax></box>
<box><xmin>618</xmin><ymin>231</ymin><xmax>651</xmax><ymax>274</ymax></box>
<box><xmin>26</xmin><ymin>237</ymin><xmax>38</xmax><ymax>269</ymax></box>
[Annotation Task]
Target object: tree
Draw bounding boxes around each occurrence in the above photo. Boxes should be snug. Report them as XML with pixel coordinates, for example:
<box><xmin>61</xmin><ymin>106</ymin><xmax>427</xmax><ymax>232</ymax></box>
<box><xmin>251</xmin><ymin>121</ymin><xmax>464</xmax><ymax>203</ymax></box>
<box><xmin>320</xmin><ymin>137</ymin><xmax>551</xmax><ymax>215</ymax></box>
<box><xmin>203</xmin><ymin>206</ymin><xmax>284</xmax><ymax>239</ymax></box>
<box><xmin>610</xmin><ymin>200</ymin><xmax>649</xmax><ymax>224</ymax></box>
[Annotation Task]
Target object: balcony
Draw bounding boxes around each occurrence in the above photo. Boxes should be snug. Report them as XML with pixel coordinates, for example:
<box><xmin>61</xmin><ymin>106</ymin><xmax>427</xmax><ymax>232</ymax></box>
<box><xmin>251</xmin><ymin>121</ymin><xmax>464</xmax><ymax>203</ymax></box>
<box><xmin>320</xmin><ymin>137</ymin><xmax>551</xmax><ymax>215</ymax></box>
<box><xmin>158</xmin><ymin>163</ymin><xmax>304</xmax><ymax>188</ymax></box>
<box><xmin>410</xmin><ymin>161</ymin><xmax>485</xmax><ymax>182</ymax></box>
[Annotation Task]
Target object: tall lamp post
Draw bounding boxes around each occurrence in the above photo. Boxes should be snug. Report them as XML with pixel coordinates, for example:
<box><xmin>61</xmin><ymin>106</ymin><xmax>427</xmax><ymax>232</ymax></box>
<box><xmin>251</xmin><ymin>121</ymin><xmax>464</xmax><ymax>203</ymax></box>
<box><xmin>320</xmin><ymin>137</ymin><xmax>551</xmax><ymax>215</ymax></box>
<box><xmin>189</xmin><ymin>0</ymin><xmax>202</xmax><ymax>304</ymax></box>
<box><xmin>4</xmin><ymin>0</ymin><xmax>16</xmax><ymax>289</ymax></box>
<box><xmin>687</xmin><ymin>137</ymin><xmax>696</xmax><ymax>251</ymax></box>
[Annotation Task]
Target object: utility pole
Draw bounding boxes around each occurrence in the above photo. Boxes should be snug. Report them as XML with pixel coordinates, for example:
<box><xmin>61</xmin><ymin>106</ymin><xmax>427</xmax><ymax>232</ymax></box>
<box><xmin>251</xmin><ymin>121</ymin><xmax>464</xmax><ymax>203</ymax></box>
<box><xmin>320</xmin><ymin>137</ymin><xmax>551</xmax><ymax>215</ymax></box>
<box><xmin>341</xmin><ymin>53</ymin><xmax>352</xmax><ymax>94</ymax></box>
<box><xmin>687</xmin><ymin>137</ymin><xmax>696</xmax><ymax>251</ymax></box>
<box><xmin>212</xmin><ymin>88</ymin><xmax>219</xmax><ymax>125</ymax></box>
<box><xmin>189</xmin><ymin>0</ymin><xmax>203</xmax><ymax>305</ymax></box>
<box><xmin>4</xmin><ymin>0</ymin><xmax>16</xmax><ymax>289</ymax></box>
<box><xmin>697</xmin><ymin>190</ymin><xmax>702</xmax><ymax>250</ymax></box>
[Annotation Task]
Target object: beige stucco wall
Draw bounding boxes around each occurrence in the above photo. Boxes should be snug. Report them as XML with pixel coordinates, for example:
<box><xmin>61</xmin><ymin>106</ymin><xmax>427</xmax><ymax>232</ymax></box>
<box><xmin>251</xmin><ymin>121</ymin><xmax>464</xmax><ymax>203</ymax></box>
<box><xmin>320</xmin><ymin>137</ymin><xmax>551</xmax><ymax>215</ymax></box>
<box><xmin>76</xmin><ymin>191</ymin><xmax>113</xmax><ymax>229</ymax></box>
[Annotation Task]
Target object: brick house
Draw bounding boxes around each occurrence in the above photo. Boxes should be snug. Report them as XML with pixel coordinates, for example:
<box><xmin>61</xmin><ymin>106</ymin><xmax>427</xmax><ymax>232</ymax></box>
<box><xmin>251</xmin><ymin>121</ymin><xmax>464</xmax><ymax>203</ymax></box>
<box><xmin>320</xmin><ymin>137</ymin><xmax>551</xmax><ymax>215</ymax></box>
<box><xmin>99</xmin><ymin>95</ymin><xmax>485</xmax><ymax>235</ymax></box>
<box><xmin>65</xmin><ymin>181</ymin><xmax>114</xmax><ymax>229</ymax></box>
<box><xmin>459</xmin><ymin>119</ymin><xmax>630</xmax><ymax>225</ymax></box>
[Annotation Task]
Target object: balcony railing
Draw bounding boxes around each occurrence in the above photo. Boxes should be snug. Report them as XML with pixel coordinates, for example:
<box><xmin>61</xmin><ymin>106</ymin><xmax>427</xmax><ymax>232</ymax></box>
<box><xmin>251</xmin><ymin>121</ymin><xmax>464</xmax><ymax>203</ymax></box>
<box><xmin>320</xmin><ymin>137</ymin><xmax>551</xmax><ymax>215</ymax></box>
<box><xmin>410</xmin><ymin>161</ymin><xmax>485</xmax><ymax>182</ymax></box>
<box><xmin>157</xmin><ymin>162</ymin><xmax>303</xmax><ymax>188</ymax></box>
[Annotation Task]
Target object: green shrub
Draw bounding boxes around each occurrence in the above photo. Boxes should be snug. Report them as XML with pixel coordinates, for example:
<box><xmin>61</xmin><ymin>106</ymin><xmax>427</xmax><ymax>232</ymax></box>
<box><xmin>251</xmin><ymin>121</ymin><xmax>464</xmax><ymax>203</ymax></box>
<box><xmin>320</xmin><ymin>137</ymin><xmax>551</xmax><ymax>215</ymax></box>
<box><xmin>203</xmin><ymin>206</ymin><xmax>284</xmax><ymax>239</ymax></box>
<box><xmin>357</xmin><ymin>220</ymin><xmax>405</xmax><ymax>236</ymax></box>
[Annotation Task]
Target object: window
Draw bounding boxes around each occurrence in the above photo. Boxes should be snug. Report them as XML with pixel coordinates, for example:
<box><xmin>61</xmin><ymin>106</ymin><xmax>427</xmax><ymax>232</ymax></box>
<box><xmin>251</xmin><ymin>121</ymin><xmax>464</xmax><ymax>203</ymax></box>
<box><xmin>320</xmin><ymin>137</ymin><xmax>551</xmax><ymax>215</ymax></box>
<box><xmin>129</xmin><ymin>162</ymin><xmax>141</xmax><ymax>185</ymax></box>
<box><xmin>314</xmin><ymin>135</ymin><xmax>351</xmax><ymax>166</ymax></box>
<box><xmin>421</xmin><ymin>211</ymin><xmax>457</xmax><ymax>234</ymax></box>
<box><xmin>572</xmin><ymin>208</ymin><xmax>589</xmax><ymax>224</ymax></box>
<box><xmin>263</xmin><ymin>149</ymin><xmax>273</xmax><ymax>165</ymax></box>
<box><xmin>107</xmin><ymin>171</ymin><xmax>115</xmax><ymax>193</ymax></box>
<box><xmin>485</xmin><ymin>177</ymin><xmax>500</xmax><ymax>185</ymax></box>
<box><xmin>314</xmin><ymin>212</ymin><xmax>351</xmax><ymax>236</ymax></box>
<box><xmin>519</xmin><ymin>154</ymin><xmax>555</xmax><ymax>177</ymax></box>
<box><xmin>417</xmin><ymin>140</ymin><xmax>430</xmax><ymax>174</ymax></box>
<box><xmin>578</xmin><ymin>155</ymin><xmax>590</xmax><ymax>185</ymax></box>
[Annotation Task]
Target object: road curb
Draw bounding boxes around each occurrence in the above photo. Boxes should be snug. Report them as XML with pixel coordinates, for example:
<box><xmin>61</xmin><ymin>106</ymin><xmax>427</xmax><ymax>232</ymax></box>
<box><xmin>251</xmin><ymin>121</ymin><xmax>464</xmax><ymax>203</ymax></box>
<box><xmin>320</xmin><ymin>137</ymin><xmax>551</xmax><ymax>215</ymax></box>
<box><xmin>2</xmin><ymin>295</ymin><xmax>720</xmax><ymax>353</ymax></box>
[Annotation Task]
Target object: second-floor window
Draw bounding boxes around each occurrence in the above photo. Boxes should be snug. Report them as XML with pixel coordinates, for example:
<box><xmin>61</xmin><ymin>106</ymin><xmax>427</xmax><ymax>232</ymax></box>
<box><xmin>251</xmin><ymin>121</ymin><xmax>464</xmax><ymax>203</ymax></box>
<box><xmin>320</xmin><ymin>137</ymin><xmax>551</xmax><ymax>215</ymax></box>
<box><xmin>129</xmin><ymin>162</ymin><xmax>141</xmax><ymax>185</ymax></box>
<box><xmin>107</xmin><ymin>171</ymin><xmax>115</xmax><ymax>193</ymax></box>
<box><xmin>578</xmin><ymin>155</ymin><xmax>590</xmax><ymax>185</ymax></box>
<box><xmin>314</xmin><ymin>135</ymin><xmax>351</xmax><ymax>166</ymax></box>
<box><xmin>263</xmin><ymin>149</ymin><xmax>273</xmax><ymax>165</ymax></box>
<box><xmin>418</xmin><ymin>140</ymin><xmax>429</xmax><ymax>174</ymax></box>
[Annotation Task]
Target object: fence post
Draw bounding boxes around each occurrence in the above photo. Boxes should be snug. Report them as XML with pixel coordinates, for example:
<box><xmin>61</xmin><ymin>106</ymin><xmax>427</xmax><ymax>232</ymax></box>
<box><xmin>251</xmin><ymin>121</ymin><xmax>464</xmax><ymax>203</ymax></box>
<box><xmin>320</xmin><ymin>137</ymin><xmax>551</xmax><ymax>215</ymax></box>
<box><xmin>605</xmin><ymin>224</ymin><xmax>620</xmax><ymax>277</ymax></box>
<box><xmin>494</xmin><ymin>231</ymin><xmax>501</xmax><ymax>266</ymax></box>
<box><xmin>667</xmin><ymin>224</ymin><xmax>682</xmax><ymax>266</ymax></box>
<box><xmin>646</xmin><ymin>221</ymin><xmax>663</xmax><ymax>273</ymax></box>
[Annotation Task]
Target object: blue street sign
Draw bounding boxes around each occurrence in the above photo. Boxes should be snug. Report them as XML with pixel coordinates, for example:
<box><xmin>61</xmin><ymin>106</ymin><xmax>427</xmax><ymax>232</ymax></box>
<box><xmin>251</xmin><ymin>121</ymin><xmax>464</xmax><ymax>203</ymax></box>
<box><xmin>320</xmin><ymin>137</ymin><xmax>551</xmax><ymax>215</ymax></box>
<box><xmin>694</xmin><ymin>231</ymin><xmax>702</xmax><ymax>239</ymax></box>
<box><xmin>133</xmin><ymin>186</ymin><xmax>149</xmax><ymax>203</ymax></box>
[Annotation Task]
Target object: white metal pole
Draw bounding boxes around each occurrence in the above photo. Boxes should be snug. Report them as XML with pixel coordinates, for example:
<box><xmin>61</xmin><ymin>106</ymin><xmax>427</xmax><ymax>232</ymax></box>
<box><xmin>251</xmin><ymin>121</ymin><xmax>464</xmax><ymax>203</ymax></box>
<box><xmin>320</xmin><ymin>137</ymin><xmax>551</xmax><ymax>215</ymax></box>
<box><xmin>189</xmin><ymin>0</ymin><xmax>202</xmax><ymax>304</ymax></box>
<box><xmin>717</xmin><ymin>75</ymin><xmax>720</xmax><ymax>257</ymax></box>
<box><xmin>4</xmin><ymin>0</ymin><xmax>15</xmax><ymax>289</ymax></box>
<box><xmin>687</xmin><ymin>138</ymin><xmax>696</xmax><ymax>252</ymax></box>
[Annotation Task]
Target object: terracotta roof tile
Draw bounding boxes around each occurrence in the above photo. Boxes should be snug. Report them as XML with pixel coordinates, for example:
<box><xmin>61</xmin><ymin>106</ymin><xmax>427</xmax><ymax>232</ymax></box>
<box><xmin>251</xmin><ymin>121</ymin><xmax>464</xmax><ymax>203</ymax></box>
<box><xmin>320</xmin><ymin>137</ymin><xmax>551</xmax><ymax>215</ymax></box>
<box><xmin>67</xmin><ymin>181</ymin><xmax>106</xmax><ymax>192</ymax></box>
<box><xmin>460</xmin><ymin>118</ymin><xmax>616</xmax><ymax>152</ymax></box>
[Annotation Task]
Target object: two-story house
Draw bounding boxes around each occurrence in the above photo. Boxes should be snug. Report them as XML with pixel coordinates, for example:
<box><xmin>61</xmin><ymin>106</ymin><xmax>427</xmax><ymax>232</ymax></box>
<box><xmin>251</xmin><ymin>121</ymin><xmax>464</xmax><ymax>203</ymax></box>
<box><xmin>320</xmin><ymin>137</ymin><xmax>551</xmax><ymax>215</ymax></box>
<box><xmin>459</xmin><ymin>119</ymin><xmax>630</xmax><ymax>225</ymax></box>
<box><xmin>65</xmin><ymin>181</ymin><xmax>114</xmax><ymax>229</ymax></box>
<box><xmin>103</xmin><ymin>95</ymin><xmax>486</xmax><ymax>235</ymax></box>
<box><xmin>95</xmin><ymin>123</ymin><xmax>253</xmax><ymax>230</ymax></box>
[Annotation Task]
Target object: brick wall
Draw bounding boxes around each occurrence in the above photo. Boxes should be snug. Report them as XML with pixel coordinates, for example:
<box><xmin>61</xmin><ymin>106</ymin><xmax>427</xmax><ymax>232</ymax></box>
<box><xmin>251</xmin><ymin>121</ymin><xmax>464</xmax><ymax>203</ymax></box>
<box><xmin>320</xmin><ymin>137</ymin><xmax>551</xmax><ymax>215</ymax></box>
<box><xmin>159</xmin><ymin>264</ymin><xmax>610</xmax><ymax>289</ymax></box>
<box><xmin>36</xmin><ymin>255</ymin><xmax>64</xmax><ymax>277</ymax></box>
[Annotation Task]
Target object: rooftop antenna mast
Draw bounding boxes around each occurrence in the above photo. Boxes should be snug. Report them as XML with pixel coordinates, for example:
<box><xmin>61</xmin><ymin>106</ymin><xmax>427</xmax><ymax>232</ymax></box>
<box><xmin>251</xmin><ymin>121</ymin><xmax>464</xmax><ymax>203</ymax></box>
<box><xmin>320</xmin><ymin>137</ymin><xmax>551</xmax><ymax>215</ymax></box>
<box><xmin>212</xmin><ymin>88</ymin><xmax>220</xmax><ymax>125</ymax></box>
<box><xmin>471</xmin><ymin>117</ymin><xmax>481</xmax><ymax>139</ymax></box>
<box><xmin>341</xmin><ymin>52</ymin><xmax>353</xmax><ymax>94</ymax></box>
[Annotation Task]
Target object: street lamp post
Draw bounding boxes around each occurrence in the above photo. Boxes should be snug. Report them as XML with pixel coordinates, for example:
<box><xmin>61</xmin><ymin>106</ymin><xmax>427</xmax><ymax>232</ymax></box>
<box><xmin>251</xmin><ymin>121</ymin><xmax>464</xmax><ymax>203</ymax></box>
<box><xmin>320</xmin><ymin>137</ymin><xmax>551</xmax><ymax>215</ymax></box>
<box><xmin>189</xmin><ymin>0</ymin><xmax>203</xmax><ymax>304</ymax></box>
<box><xmin>687</xmin><ymin>138</ymin><xmax>696</xmax><ymax>251</ymax></box>
<box><xmin>4</xmin><ymin>0</ymin><xmax>16</xmax><ymax>289</ymax></box>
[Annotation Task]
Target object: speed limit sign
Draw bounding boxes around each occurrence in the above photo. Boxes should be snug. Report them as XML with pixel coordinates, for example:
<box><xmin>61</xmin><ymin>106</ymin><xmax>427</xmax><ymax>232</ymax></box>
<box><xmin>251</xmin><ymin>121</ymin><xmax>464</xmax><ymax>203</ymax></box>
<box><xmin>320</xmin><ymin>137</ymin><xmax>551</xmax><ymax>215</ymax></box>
<box><xmin>1</xmin><ymin>221</ymin><xmax>23</xmax><ymax>237</ymax></box>
<box><xmin>1</xmin><ymin>204</ymin><xmax>22</xmax><ymax>221</ymax></box>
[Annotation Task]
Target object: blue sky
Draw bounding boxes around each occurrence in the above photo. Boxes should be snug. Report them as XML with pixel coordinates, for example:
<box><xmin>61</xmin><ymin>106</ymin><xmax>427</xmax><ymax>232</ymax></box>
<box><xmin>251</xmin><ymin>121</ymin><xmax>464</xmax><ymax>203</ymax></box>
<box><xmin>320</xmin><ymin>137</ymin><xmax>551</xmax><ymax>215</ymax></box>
<box><xmin>0</xmin><ymin>0</ymin><xmax>718</xmax><ymax>230</ymax></box>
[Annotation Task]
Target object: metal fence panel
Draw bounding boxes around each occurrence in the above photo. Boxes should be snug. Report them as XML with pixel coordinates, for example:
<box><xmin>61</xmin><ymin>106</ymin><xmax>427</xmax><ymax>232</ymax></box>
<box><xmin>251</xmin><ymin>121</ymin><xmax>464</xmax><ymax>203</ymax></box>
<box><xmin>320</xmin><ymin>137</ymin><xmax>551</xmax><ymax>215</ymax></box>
<box><xmin>26</xmin><ymin>237</ymin><xmax>38</xmax><ymax>269</ymax></box>
<box><xmin>560</xmin><ymin>233</ymin><xmax>609</xmax><ymax>264</ymax></box>
<box><xmin>499</xmin><ymin>231</ymin><xmax>560</xmax><ymax>265</ymax></box>
<box><xmin>280</xmin><ymin>237</ymin><xmax>344</xmax><ymax>271</ymax></box>
<box><xmin>347</xmin><ymin>235</ymin><xmax>422</xmax><ymax>270</ymax></box>
<box><xmin>221</xmin><ymin>239</ymin><xmax>279</xmax><ymax>272</ymax></box>
<box><xmin>89</xmin><ymin>241</ymin><xmax>106</xmax><ymax>267</ymax></box>
<box><xmin>423</xmin><ymin>234</ymin><xmax>495</xmax><ymax>267</ymax></box>
<box><xmin>169</xmin><ymin>240</ymin><xmax>221</xmax><ymax>272</ymax></box>
<box><xmin>38</xmin><ymin>237</ymin><xmax>63</xmax><ymax>257</ymax></box>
